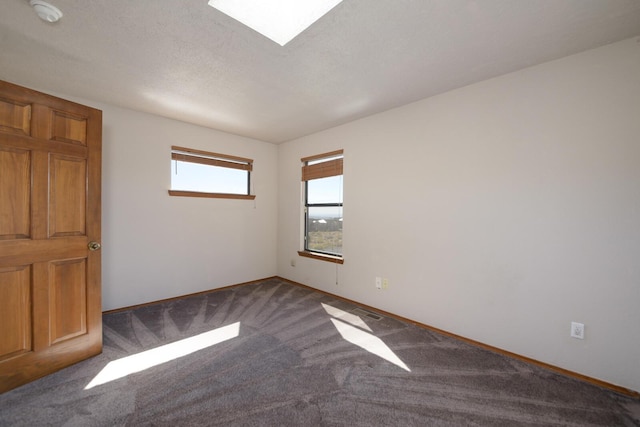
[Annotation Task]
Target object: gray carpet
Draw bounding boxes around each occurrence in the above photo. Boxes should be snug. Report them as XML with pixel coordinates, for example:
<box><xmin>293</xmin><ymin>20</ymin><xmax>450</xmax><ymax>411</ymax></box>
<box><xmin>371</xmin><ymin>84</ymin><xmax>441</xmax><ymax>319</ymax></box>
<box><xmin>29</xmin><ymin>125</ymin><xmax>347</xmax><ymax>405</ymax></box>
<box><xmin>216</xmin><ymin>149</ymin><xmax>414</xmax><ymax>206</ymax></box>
<box><xmin>1</xmin><ymin>278</ymin><xmax>639</xmax><ymax>426</ymax></box>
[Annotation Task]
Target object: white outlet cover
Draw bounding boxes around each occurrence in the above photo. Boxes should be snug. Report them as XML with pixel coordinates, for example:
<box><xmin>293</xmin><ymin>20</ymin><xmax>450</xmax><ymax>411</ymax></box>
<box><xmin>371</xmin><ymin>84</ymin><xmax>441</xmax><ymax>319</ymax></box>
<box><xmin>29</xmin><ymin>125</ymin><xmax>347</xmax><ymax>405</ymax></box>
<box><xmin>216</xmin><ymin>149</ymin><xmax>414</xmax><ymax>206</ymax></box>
<box><xmin>570</xmin><ymin>322</ymin><xmax>585</xmax><ymax>339</ymax></box>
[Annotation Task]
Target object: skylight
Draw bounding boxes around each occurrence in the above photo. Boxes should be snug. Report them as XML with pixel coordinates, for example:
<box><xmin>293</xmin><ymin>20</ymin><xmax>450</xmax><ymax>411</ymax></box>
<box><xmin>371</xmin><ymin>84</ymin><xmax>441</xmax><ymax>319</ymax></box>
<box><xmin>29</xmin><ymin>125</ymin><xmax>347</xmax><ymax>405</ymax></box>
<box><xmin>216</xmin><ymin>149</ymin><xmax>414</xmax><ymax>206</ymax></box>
<box><xmin>208</xmin><ymin>0</ymin><xmax>343</xmax><ymax>46</ymax></box>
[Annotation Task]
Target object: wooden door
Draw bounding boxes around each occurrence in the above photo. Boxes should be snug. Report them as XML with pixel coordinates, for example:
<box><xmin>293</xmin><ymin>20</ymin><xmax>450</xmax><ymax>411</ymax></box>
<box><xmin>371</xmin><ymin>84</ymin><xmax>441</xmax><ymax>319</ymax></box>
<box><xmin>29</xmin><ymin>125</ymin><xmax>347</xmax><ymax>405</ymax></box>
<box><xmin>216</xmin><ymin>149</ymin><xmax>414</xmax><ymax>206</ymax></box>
<box><xmin>0</xmin><ymin>80</ymin><xmax>102</xmax><ymax>393</ymax></box>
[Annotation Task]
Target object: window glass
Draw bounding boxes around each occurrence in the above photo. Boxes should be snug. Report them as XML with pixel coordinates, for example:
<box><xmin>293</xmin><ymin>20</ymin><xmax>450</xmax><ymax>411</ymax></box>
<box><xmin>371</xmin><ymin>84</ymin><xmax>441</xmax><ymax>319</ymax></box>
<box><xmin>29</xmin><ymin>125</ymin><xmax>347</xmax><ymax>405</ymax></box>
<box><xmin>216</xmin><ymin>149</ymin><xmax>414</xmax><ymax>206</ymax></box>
<box><xmin>306</xmin><ymin>206</ymin><xmax>343</xmax><ymax>255</ymax></box>
<box><xmin>168</xmin><ymin>146</ymin><xmax>254</xmax><ymax>199</ymax></box>
<box><xmin>306</xmin><ymin>175</ymin><xmax>343</xmax><ymax>204</ymax></box>
<box><xmin>171</xmin><ymin>160</ymin><xmax>248</xmax><ymax>194</ymax></box>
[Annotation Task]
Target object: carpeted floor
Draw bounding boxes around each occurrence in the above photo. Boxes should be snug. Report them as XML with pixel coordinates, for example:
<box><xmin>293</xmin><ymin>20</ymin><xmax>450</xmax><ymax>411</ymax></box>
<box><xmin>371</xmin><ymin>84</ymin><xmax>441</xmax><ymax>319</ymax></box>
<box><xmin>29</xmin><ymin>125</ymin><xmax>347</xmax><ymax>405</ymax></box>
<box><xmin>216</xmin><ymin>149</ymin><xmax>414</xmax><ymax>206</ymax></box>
<box><xmin>1</xmin><ymin>278</ymin><xmax>639</xmax><ymax>426</ymax></box>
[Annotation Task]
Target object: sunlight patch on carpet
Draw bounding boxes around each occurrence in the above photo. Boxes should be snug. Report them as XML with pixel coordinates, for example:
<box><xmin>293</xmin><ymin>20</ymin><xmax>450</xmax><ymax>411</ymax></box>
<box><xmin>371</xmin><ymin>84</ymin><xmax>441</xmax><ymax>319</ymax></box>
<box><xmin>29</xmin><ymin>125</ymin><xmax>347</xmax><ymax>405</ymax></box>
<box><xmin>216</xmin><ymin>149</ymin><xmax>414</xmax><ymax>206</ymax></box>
<box><xmin>322</xmin><ymin>303</ymin><xmax>410</xmax><ymax>371</ymax></box>
<box><xmin>321</xmin><ymin>303</ymin><xmax>372</xmax><ymax>332</ymax></box>
<box><xmin>85</xmin><ymin>322</ymin><xmax>240</xmax><ymax>389</ymax></box>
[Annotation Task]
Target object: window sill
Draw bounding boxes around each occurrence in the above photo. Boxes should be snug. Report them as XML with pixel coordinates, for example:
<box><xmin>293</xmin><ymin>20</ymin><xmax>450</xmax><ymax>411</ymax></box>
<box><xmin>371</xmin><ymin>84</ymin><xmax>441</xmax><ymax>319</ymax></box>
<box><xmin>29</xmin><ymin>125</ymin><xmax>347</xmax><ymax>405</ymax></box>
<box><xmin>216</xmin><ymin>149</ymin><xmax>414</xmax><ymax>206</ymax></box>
<box><xmin>168</xmin><ymin>190</ymin><xmax>256</xmax><ymax>200</ymax></box>
<box><xmin>298</xmin><ymin>251</ymin><xmax>344</xmax><ymax>264</ymax></box>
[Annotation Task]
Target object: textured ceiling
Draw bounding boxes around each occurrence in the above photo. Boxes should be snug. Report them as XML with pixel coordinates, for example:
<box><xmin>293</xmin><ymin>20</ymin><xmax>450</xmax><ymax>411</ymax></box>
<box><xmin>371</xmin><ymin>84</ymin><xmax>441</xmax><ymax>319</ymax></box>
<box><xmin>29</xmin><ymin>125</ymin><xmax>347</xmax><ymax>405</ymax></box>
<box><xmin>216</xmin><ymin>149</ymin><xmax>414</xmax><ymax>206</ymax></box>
<box><xmin>1</xmin><ymin>0</ymin><xmax>640</xmax><ymax>143</ymax></box>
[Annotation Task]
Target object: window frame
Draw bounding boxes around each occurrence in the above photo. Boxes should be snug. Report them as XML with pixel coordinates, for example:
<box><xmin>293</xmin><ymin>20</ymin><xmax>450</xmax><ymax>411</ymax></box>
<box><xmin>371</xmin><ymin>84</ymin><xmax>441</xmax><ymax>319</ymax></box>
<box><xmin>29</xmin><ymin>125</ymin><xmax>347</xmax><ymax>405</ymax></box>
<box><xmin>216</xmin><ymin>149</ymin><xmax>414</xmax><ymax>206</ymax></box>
<box><xmin>298</xmin><ymin>149</ymin><xmax>344</xmax><ymax>263</ymax></box>
<box><xmin>168</xmin><ymin>145</ymin><xmax>255</xmax><ymax>200</ymax></box>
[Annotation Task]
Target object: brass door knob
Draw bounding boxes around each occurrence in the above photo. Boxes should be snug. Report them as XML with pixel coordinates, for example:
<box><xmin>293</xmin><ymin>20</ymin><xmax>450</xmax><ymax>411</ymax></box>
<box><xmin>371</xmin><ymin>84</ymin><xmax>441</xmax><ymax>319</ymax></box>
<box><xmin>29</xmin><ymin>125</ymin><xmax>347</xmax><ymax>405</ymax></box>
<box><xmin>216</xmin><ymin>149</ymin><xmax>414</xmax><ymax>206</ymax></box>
<box><xmin>88</xmin><ymin>241</ymin><xmax>101</xmax><ymax>251</ymax></box>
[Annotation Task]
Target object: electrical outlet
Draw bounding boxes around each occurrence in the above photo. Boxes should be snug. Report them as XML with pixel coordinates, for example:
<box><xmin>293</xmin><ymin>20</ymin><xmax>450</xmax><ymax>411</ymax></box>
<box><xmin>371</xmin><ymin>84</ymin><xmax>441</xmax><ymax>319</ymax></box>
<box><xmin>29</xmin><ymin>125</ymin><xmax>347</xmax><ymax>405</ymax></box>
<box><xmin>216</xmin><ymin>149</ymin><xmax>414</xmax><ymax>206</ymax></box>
<box><xmin>570</xmin><ymin>322</ymin><xmax>585</xmax><ymax>339</ymax></box>
<box><xmin>382</xmin><ymin>278</ymin><xmax>389</xmax><ymax>289</ymax></box>
<box><xmin>375</xmin><ymin>277</ymin><xmax>382</xmax><ymax>289</ymax></box>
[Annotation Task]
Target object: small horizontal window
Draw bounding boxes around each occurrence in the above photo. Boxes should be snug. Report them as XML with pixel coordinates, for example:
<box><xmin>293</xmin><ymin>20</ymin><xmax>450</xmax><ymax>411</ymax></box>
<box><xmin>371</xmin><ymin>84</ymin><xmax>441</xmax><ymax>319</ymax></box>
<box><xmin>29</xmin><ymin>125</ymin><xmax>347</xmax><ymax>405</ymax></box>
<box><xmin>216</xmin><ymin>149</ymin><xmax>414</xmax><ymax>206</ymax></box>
<box><xmin>169</xmin><ymin>146</ymin><xmax>255</xmax><ymax>200</ymax></box>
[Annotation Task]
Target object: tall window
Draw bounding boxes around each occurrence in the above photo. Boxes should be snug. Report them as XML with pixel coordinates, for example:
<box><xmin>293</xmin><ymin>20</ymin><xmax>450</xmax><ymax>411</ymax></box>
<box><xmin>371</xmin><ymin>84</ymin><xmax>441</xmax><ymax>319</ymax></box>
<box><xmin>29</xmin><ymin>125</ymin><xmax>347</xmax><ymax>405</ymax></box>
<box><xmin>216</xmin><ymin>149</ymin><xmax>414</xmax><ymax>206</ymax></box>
<box><xmin>169</xmin><ymin>146</ymin><xmax>255</xmax><ymax>200</ymax></box>
<box><xmin>300</xmin><ymin>150</ymin><xmax>343</xmax><ymax>262</ymax></box>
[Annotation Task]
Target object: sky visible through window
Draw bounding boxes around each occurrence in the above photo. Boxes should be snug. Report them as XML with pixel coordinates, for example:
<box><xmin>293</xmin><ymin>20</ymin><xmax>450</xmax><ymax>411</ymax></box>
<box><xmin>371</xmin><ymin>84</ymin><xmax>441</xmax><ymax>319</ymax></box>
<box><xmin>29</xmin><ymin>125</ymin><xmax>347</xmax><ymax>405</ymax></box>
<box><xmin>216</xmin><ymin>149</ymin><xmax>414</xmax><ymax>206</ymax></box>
<box><xmin>171</xmin><ymin>160</ymin><xmax>248</xmax><ymax>194</ymax></box>
<box><xmin>308</xmin><ymin>175</ymin><xmax>343</xmax><ymax>219</ymax></box>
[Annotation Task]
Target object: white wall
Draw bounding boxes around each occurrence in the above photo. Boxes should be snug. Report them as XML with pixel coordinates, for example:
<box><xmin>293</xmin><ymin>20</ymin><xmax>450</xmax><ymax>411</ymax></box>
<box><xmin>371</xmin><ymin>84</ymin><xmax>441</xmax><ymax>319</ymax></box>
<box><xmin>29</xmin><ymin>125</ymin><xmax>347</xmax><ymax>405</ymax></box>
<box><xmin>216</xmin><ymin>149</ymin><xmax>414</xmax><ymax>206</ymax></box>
<box><xmin>277</xmin><ymin>37</ymin><xmax>640</xmax><ymax>392</ymax></box>
<box><xmin>95</xmin><ymin>103</ymin><xmax>278</xmax><ymax>311</ymax></box>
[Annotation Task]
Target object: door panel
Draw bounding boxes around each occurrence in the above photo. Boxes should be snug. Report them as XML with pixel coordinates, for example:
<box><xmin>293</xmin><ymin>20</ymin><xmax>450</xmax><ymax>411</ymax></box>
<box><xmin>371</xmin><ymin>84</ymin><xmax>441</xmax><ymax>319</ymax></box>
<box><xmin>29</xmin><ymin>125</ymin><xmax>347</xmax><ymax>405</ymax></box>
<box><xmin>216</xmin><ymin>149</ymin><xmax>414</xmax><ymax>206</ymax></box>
<box><xmin>50</xmin><ymin>259</ymin><xmax>87</xmax><ymax>344</ymax></box>
<box><xmin>51</xmin><ymin>110</ymin><xmax>87</xmax><ymax>145</ymax></box>
<box><xmin>50</xmin><ymin>155</ymin><xmax>87</xmax><ymax>237</ymax></box>
<box><xmin>0</xmin><ymin>147</ymin><xmax>31</xmax><ymax>240</ymax></box>
<box><xmin>0</xmin><ymin>80</ymin><xmax>102</xmax><ymax>393</ymax></box>
<box><xmin>0</xmin><ymin>266</ymin><xmax>32</xmax><ymax>360</ymax></box>
<box><xmin>0</xmin><ymin>97</ymin><xmax>31</xmax><ymax>136</ymax></box>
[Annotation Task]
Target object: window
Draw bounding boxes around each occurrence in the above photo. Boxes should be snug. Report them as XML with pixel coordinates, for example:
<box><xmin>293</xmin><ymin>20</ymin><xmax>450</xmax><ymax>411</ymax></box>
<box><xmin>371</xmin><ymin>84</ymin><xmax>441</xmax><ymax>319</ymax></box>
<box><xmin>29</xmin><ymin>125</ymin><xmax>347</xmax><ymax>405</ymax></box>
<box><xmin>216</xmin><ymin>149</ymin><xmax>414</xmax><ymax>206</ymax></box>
<box><xmin>299</xmin><ymin>150</ymin><xmax>343</xmax><ymax>263</ymax></box>
<box><xmin>168</xmin><ymin>146</ymin><xmax>255</xmax><ymax>200</ymax></box>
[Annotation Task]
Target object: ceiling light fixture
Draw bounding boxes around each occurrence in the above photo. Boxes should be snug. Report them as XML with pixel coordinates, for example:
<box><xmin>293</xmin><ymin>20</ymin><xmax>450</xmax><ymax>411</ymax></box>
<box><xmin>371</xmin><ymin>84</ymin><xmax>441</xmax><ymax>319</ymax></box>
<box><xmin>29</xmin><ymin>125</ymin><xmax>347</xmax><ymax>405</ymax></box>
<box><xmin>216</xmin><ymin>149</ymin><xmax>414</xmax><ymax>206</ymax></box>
<box><xmin>30</xmin><ymin>0</ymin><xmax>63</xmax><ymax>23</ymax></box>
<box><xmin>208</xmin><ymin>0</ymin><xmax>343</xmax><ymax>46</ymax></box>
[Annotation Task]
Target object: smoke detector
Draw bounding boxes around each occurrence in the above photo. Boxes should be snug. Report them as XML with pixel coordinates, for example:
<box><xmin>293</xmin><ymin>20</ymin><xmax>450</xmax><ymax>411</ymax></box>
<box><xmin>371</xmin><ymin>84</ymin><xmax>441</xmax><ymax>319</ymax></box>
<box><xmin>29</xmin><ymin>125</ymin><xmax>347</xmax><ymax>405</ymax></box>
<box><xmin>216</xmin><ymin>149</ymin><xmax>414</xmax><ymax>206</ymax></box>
<box><xmin>30</xmin><ymin>0</ymin><xmax>63</xmax><ymax>23</ymax></box>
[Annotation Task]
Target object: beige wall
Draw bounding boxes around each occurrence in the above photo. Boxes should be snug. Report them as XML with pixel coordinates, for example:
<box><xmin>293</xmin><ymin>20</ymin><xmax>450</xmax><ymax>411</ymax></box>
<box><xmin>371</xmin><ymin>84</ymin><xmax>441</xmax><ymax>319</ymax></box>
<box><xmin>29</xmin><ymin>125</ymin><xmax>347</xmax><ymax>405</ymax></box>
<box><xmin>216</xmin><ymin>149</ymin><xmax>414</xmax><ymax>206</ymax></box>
<box><xmin>95</xmin><ymin>102</ymin><xmax>278</xmax><ymax>311</ymax></box>
<box><xmin>277</xmin><ymin>37</ymin><xmax>640</xmax><ymax>392</ymax></box>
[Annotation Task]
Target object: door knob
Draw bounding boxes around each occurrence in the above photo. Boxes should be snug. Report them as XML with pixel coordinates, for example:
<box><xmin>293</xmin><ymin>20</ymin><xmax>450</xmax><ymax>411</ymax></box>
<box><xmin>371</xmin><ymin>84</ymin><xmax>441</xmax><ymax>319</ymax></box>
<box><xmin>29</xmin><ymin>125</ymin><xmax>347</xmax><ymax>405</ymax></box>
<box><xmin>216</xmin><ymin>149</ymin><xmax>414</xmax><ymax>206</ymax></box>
<box><xmin>88</xmin><ymin>241</ymin><xmax>101</xmax><ymax>251</ymax></box>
